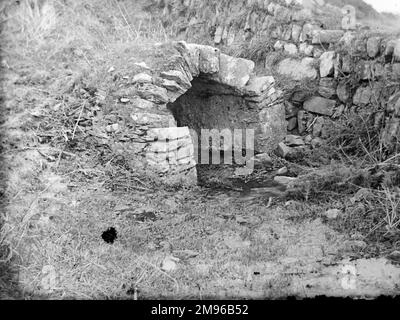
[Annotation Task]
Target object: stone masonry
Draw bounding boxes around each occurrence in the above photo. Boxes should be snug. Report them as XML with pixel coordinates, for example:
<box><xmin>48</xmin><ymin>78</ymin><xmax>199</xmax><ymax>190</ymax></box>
<box><xmin>157</xmin><ymin>0</ymin><xmax>400</xmax><ymax>156</ymax></box>
<box><xmin>100</xmin><ymin>41</ymin><xmax>285</xmax><ymax>185</ymax></box>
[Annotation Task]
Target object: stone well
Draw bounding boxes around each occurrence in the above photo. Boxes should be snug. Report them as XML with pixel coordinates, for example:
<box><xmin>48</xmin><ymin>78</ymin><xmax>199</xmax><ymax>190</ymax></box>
<box><xmin>103</xmin><ymin>41</ymin><xmax>286</xmax><ymax>185</ymax></box>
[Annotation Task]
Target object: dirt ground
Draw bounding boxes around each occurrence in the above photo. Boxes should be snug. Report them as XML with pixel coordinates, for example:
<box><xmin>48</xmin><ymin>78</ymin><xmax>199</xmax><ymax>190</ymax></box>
<box><xmin>1</xmin><ymin>0</ymin><xmax>400</xmax><ymax>300</ymax></box>
<box><xmin>2</xmin><ymin>158</ymin><xmax>400</xmax><ymax>298</ymax></box>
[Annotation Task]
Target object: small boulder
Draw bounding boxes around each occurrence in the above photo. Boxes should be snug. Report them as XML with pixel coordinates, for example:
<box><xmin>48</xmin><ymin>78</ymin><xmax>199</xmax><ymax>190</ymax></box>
<box><xmin>337</xmin><ymin>82</ymin><xmax>351</xmax><ymax>103</ymax></box>
<box><xmin>319</xmin><ymin>51</ymin><xmax>335</xmax><ymax>77</ymax></box>
<box><xmin>299</xmin><ymin>42</ymin><xmax>314</xmax><ymax>56</ymax></box>
<box><xmin>341</xmin><ymin>55</ymin><xmax>353</xmax><ymax>74</ymax></box>
<box><xmin>214</xmin><ymin>54</ymin><xmax>255</xmax><ymax>89</ymax></box>
<box><xmin>284</xmin><ymin>43</ymin><xmax>298</xmax><ymax>55</ymax></box>
<box><xmin>303</xmin><ymin>96</ymin><xmax>336</xmax><ymax>116</ymax></box>
<box><xmin>353</xmin><ymin>86</ymin><xmax>373</xmax><ymax>107</ymax></box>
<box><xmin>384</xmin><ymin>39</ymin><xmax>397</xmax><ymax>59</ymax></box>
<box><xmin>106</xmin><ymin>123</ymin><xmax>119</xmax><ymax>133</ymax></box>
<box><xmin>312</xmin><ymin>30</ymin><xmax>344</xmax><ymax>44</ymax></box>
<box><xmin>277</xmin><ymin>57</ymin><xmax>317</xmax><ymax>81</ymax></box>
<box><xmin>251</xmin><ymin>153</ymin><xmax>273</xmax><ymax>168</ymax></box>
<box><xmin>285</xmin><ymin>135</ymin><xmax>304</xmax><ymax>147</ymax></box>
<box><xmin>318</xmin><ymin>78</ymin><xmax>337</xmax><ymax>98</ymax></box>
<box><xmin>274</xmin><ymin>5</ymin><xmax>292</xmax><ymax>23</ymax></box>
<box><xmin>274</xmin><ymin>176</ymin><xmax>297</xmax><ymax>187</ymax></box>
<box><xmin>300</xmin><ymin>23</ymin><xmax>321</xmax><ymax>42</ymax></box>
<box><xmin>313</xmin><ymin>48</ymin><xmax>323</xmax><ymax>58</ymax></box>
<box><xmin>276</xmin><ymin>167</ymin><xmax>288</xmax><ymax>175</ymax></box>
<box><xmin>323</xmin><ymin>209</ymin><xmax>341</xmax><ymax>219</ymax></box>
<box><xmin>276</xmin><ymin>142</ymin><xmax>292</xmax><ymax>159</ymax></box>
<box><xmin>367</xmin><ymin>37</ymin><xmax>381</xmax><ymax>58</ymax></box>
<box><xmin>274</xmin><ymin>40</ymin><xmax>285</xmax><ymax>51</ymax></box>
<box><xmin>161</xmin><ymin>256</ymin><xmax>180</xmax><ymax>272</ymax></box>
<box><xmin>245</xmin><ymin>76</ymin><xmax>275</xmax><ymax>96</ymax></box>
<box><xmin>287</xmin><ymin>117</ymin><xmax>298</xmax><ymax>131</ymax></box>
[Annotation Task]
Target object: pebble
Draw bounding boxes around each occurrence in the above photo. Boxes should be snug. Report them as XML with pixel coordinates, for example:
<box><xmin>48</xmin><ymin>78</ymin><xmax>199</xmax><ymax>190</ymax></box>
<box><xmin>276</xmin><ymin>167</ymin><xmax>288</xmax><ymax>175</ymax></box>
<box><xmin>161</xmin><ymin>256</ymin><xmax>180</xmax><ymax>272</ymax></box>
<box><xmin>274</xmin><ymin>176</ymin><xmax>297</xmax><ymax>186</ymax></box>
<box><xmin>323</xmin><ymin>209</ymin><xmax>341</xmax><ymax>219</ymax></box>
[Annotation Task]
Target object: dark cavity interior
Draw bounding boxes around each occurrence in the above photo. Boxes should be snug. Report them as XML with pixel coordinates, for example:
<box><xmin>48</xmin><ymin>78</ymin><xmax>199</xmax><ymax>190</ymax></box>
<box><xmin>167</xmin><ymin>77</ymin><xmax>258</xmax><ymax>188</ymax></box>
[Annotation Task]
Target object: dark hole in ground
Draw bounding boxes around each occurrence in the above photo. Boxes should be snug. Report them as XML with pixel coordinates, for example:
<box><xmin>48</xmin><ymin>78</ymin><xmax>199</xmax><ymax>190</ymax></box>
<box><xmin>102</xmin><ymin>227</ymin><xmax>117</xmax><ymax>244</ymax></box>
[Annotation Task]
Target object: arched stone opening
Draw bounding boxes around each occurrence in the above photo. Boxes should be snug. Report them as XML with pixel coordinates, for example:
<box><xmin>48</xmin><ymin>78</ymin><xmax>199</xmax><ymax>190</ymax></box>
<box><xmin>166</xmin><ymin>75</ymin><xmax>278</xmax><ymax>186</ymax></box>
<box><xmin>108</xmin><ymin>41</ymin><xmax>287</xmax><ymax>186</ymax></box>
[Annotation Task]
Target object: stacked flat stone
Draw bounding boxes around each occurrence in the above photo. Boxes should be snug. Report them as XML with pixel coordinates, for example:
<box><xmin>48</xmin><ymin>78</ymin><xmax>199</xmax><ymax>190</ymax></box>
<box><xmin>103</xmin><ymin>41</ymin><xmax>285</xmax><ymax>185</ymax></box>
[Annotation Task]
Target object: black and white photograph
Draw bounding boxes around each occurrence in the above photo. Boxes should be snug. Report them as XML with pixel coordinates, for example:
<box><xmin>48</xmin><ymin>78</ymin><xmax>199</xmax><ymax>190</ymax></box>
<box><xmin>0</xmin><ymin>0</ymin><xmax>400</xmax><ymax>303</ymax></box>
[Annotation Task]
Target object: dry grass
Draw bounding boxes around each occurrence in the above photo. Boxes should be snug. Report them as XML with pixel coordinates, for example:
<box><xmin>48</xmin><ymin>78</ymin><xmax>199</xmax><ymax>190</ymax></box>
<box><xmin>285</xmin><ymin>106</ymin><xmax>400</xmax><ymax>254</ymax></box>
<box><xmin>1</xmin><ymin>0</ymin><xmax>172</xmax><ymax>70</ymax></box>
<box><xmin>1</xmin><ymin>181</ymin><xmax>348</xmax><ymax>299</ymax></box>
<box><xmin>226</xmin><ymin>36</ymin><xmax>275</xmax><ymax>62</ymax></box>
<box><xmin>8</xmin><ymin>0</ymin><xmax>57</xmax><ymax>38</ymax></box>
<box><xmin>0</xmin><ymin>0</ymin><xmax>175</xmax><ymax>299</ymax></box>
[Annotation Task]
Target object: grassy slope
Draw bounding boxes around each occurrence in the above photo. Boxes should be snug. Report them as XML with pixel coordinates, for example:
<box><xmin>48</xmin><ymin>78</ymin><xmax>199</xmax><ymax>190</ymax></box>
<box><xmin>325</xmin><ymin>0</ymin><xmax>400</xmax><ymax>31</ymax></box>
<box><xmin>0</xmin><ymin>0</ymin><xmax>169</xmax><ymax>299</ymax></box>
<box><xmin>324</xmin><ymin>0</ymin><xmax>379</xmax><ymax>19</ymax></box>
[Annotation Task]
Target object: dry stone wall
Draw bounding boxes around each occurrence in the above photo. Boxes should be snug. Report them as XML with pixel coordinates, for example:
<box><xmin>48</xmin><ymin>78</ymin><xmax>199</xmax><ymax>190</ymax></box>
<box><xmin>94</xmin><ymin>0</ymin><xmax>399</xmax><ymax>186</ymax></box>
<box><xmin>156</xmin><ymin>0</ymin><xmax>400</xmax><ymax>157</ymax></box>
<box><xmin>156</xmin><ymin>0</ymin><xmax>343</xmax><ymax>47</ymax></box>
<box><xmin>271</xmin><ymin>27</ymin><xmax>400</xmax><ymax>156</ymax></box>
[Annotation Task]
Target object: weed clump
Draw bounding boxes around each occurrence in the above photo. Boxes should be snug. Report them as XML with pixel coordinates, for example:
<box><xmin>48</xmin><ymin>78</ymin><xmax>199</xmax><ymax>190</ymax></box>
<box><xmin>286</xmin><ymin>107</ymin><xmax>400</xmax><ymax>253</ymax></box>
